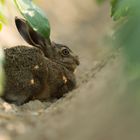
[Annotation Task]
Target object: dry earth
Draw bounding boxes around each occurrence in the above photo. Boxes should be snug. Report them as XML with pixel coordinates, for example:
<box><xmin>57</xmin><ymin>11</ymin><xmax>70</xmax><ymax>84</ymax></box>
<box><xmin>0</xmin><ymin>1</ymin><xmax>139</xmax><ymax>140</ymax></box>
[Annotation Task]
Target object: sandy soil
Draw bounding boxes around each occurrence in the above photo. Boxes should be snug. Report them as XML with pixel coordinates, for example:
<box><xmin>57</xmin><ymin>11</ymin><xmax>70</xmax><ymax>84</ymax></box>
<box><xmin>0</xmin><ymin>1</ymin><xmax>139</xmax><ymax>140</ymax></box>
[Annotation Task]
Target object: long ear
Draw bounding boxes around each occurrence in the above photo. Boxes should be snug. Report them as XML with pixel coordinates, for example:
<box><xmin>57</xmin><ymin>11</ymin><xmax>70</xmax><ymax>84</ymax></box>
<box><xmin>15</xmin><ymin>17</ymin><xmax>51</xmax><ymax>50</ymax></box>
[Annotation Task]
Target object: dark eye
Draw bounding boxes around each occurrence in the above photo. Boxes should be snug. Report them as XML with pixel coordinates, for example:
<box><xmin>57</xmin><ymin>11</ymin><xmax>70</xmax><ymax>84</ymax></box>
<box><xmin>61</xmin><ymin>48</ymin><xmax>70</xmax><ymax>56</ymax></box>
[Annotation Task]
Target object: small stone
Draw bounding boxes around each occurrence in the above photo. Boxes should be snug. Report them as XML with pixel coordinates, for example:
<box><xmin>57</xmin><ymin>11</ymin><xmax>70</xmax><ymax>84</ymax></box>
<box><xmin>3</xmin><ymin>102</ymin><xmax>12</xmax><ymax>112</ymax></box>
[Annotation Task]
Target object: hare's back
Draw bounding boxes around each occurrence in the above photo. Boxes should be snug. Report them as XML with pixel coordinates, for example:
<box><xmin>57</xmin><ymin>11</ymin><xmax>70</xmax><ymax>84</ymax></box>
<box><xmin>4</xmin><ymin>46</ymin><xmax>45</xmax><ymax>68</ymax></box>
<box><xmin>4</xmin><ymin>46</ymin><xmax>47</xmax><ymax>89</ymax></box>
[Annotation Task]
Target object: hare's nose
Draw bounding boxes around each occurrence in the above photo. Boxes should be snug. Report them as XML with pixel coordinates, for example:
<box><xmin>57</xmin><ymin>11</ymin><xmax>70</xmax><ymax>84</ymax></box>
<box><xmin>74</xmin><ymin>56</ymin><xmax>80</xmax><ymax>65</ymax></box>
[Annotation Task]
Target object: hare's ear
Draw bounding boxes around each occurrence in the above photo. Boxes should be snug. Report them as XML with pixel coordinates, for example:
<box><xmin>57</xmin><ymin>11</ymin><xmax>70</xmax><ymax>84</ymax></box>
<box><xmin>15</xmin><ymin>17</ymin><xmax>51</xmax><ymax>49</ymax></box>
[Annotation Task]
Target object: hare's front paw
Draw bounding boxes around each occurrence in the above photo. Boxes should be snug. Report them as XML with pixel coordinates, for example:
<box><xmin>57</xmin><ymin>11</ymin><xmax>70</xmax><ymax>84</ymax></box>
<box><xmin>57</xmin><ymin>84</ymin><xmax>69</xmax><ymax>98</ymax></box>
<box><xmin>56</xmin><ymin>80</ymin><xmax>76</xmax><ymax>98</ymax></box>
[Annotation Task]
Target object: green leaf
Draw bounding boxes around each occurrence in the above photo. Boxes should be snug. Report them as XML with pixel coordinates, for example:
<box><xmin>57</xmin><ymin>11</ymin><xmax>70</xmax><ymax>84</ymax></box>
<box><xmin>0</xmin><ymin>22</ymin><xmax>2</xmax><ymax>31</ymax></box>
<box><xmin>14</xmin><ymin>0</ymin><xmax>51</xmax><ymax>39</ymax></box>
<box><xmin>111</xmin><ymin>0</ymin><xmax>132</xmax><ymax>20</ymax></box>
<box><xmin>112</xmin><ymin>1</ymin><xmax>140</xmax><ymax>93</ymax></box>
<box><xmin>96</xmin><ymin>0</ymin><xmax>106</xmax><ymax>5</ymax></box>
<box><xmin>0</xmin><ymin>48</ymin><xmax>5</xmax><ymax>96</ymax></box>
<box><xmin>0</xmin><ymin>11</ymin><xmax>6</xmax><ymax>24</ymax></box>
<box><xmin>0</xmin><ymin>10</ymin><xmax>7</xmax><ymax>31</ymax></box>
<box><xmin>0</xmin><ymin>0</ymin><xmax>5</xmax><ymax>5</ymax></box>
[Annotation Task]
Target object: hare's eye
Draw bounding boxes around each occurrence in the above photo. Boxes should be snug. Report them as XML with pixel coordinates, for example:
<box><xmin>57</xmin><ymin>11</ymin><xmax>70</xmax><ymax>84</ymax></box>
<box><xmin>61</xmin><ymin>48</ymin><xmax>70</xmax><ymax>56</ymax></box>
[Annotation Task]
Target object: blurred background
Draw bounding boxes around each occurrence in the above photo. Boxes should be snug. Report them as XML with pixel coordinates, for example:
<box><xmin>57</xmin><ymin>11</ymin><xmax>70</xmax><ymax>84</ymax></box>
<box><xmin>0</xmin><ymin>0</ymin><xmax>113</xmax><ymax>88</ymax></box>
<box><xmin>0</xmin><ymin>0</ymin><xmax>112</xmax><ymax>66</ymax></box>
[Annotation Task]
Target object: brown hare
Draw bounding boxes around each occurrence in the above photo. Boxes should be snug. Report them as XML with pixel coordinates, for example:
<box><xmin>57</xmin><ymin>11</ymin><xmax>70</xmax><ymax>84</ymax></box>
<box><xmin>2</xmin><ymin>17</ymin><xmax>79</xmax><ymax>105</ymax></box>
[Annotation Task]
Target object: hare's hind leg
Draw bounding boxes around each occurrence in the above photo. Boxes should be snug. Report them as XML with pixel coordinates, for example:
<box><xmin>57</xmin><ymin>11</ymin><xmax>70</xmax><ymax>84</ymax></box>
<box><xmin>2</xmin><ymin>86</ymin><xmax>38</xmax><ymax>105</ymax></box>
<box><xmin>2</xmin><ymin>91</ymin><xmax>31</xmax><ymax>105</ymax></box>
<box><xmin>2</xmin><ymin>79</ymin><xmax>42</xmax><ymax>105</ymax></box>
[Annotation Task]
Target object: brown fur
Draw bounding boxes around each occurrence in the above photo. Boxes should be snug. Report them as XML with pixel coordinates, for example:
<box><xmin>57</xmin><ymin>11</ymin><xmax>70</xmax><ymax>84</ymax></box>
<box><xmin>2</xmin><ymin>17</ymin><xmax>79</xmax><ymax>105</ymax></box>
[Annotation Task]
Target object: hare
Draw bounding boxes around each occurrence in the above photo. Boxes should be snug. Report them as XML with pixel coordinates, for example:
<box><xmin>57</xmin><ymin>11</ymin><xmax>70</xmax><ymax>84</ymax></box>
<box><xmin>2</xmin><ymin>17</ymin><xmax>79</xmax><ymax>105</ymax></box>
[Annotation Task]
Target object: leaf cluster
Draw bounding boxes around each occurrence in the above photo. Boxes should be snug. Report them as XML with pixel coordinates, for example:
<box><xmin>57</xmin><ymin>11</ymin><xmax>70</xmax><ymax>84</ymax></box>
<box><xmin>0</xmin><ymin>0</ymin><xmax>6</xmax><ymax>31</ymax></box>
<box><xmin>111</xmin><ymin>0</ymin><xmax>140</xmax><ymax>92</ymax></box>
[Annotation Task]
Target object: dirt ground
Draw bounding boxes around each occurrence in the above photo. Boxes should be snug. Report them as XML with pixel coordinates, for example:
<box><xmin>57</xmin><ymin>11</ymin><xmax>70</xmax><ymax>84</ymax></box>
<box><xmin>0</xmin><ymin>1</ymin><xmax>139</xmax><ymax>140</ymax></box>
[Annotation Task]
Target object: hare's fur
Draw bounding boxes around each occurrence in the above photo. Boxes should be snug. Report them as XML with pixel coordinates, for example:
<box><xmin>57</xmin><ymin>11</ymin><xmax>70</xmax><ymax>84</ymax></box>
<box><xmin>2</xmin><ymin>17</ymin><xmax>79</xmax><ymax>105</ymax></box>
